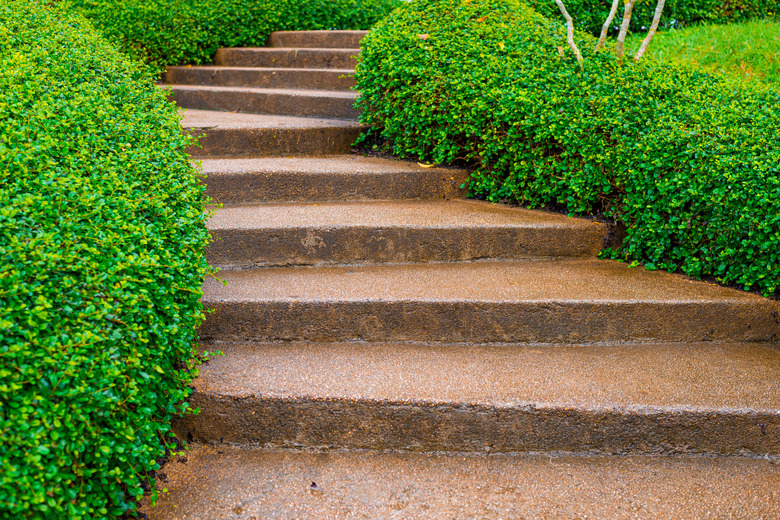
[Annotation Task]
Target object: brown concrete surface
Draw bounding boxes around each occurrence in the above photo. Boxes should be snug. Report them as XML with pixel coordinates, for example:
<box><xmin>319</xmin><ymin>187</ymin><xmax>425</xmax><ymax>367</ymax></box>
<box><xmin>181</xmin><ymin>109</ymin><xmax>363</xmax><ymax>157</ymax></box>
<box><xmin>177</xmin><ymin>341</ymin><xmax>780</xmax><ymax>454</ymax></box>
<box><xmin>268</xmin><ymin>30</ymin><xmax>368</xmax><ymax>49</ymax></box>
<box><xmin>165</xmin><ymin>67</ymin><xmax>356</xmax><ymax>91</ymax></box>
<box><xmin>205</xmin><ymin>200</ymin><xmax>607</xmax><ymax>266</ymax></box>
<box><xmin>169</xmin><ymin>85</ymin><xmax>360</xmax><ymax>120</ymax></box>
<box><xmin>215</xmin><ymin>48</ymin><xmax>358</xmax><ymax>69</ymax></box>
<box><xmin>198</xmin><ymin>156</ymin><xmax>468</xmax><ymax>203</ymax></box>
<box><xmin>200</xmin><ymin>259</ymin><xmax>780</xmax><ymax>343</ymax></box>
<box><xmin>139</xmin><ymin>446</ymin><xmax>780</xmax><ymax>519</ymax></box>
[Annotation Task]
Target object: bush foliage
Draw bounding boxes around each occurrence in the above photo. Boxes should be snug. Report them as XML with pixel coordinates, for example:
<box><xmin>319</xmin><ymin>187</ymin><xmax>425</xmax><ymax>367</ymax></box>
<box><xmin>356</xmin><ymin>0</ymin><xmax>780</xmax><ymax>296</ymax></box>
<box><xmin>0</xmin><ymin>1</ymin><xmax>210</xmax><ymax>517</ymax></box>
<box><xmin>525</xmin><ymin>0</ymin><xmax>777</xmax><ymax>35</ymax></box>
<box><xmin>68</xmin><ymin>0</ymin><xmax>403</xmax><ymax>69</ymax></box>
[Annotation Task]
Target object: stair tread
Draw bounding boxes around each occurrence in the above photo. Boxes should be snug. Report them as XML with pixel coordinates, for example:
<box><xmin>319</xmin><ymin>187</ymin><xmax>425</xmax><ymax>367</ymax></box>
<box><xmin>168</xmin><ymin>84</ymin><xmax>359</xmax><ymax>98</ymax></box>
<box><xmin>207</xmin><ymin>200</ymin><xmax>606</xmax><ymax>231</ymax></box>
<box><xmin>181</xmin><ymin>108</ymin><xmax>362</xmax><ymax>130</ymax></box>
<box><xmin>225</xmin><ymin>46</ymin><xmax>360</xmax><ymax>51</ymax></box>
<box><xmin>168</xmin><ymin>65</ymin><xmax>355</xmax><ymax>73</ymax></box>
<box><xmin>197</xmin><ymin>155</ymin><xmax>463</xmax><ymax>175</ymax></box>
<box><xmin>139</xmin><ymin>446</ymin><xmax>780</xmax><ymax>519</ymax></box>
<box><xmin>271</xmin><ymin>30</ymin><xmax>368</xmax><ymax>37</ymax></box>
<box><xmin>204</xmin><ymin>259</ymin><xmax>770</xmax><ymax>303</ymax></box>
<box><xmin>194</xmin><ymin>341</ymin><xmax>780</xmax><ymax>412</ymax></box>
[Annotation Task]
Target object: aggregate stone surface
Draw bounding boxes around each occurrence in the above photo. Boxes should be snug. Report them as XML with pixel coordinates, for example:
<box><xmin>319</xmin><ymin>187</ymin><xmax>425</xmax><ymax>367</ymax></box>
<box><xmin>192</xmin><ymin>341</ymin><xmax>780</xmax><ymax>412</ymax></box>
<box><xmin>206</xmin><ymin>199</ymin><xmax>604</xmax><ymax>230</ymax></box>
<box><xmin>180</xmin><ymin>108</ymin><xmax>362</xmax><ymax>130</ymax></box>
<box><xmin>140</xmin><ymin>446</ymin><xmax>780</xmax><ymax>519</ymax></box>
<box><xmin>203</xmin><ymin>258</ymin><xmax>771</xmax><ymax>303</ymax></box>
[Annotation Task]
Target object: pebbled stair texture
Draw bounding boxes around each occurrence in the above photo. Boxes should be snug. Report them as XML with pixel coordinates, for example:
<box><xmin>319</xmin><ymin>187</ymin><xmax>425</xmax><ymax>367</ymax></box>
<box><xmin>145</xmin><ymin>30</ymin><xmax>780</xmax><ymax>518</ymax></box>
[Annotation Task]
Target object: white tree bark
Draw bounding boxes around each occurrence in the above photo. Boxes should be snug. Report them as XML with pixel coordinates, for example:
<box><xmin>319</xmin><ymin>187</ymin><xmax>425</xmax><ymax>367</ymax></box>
<box><xmin>554</xmin><ymin>0</ymin><xmax>584</xmax><ymax>66</ymax></box>
<box><xmin>595</xmin><ymin>0</ymin><xmax>621</xmax><ymax>51</ymax></box>
<box><xmin>615</xmin><ymin>0</ymin><xmax>638</xmax><ymax>61</ymax></box>
<box><xmin>635</xmin><ymin>0</ymin><xmax>667</xmax><ymax>60</ymax></box>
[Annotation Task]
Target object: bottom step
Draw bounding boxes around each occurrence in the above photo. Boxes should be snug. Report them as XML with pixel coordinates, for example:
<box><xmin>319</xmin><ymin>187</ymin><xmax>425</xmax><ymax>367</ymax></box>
<box><xmin>140</xmin><ymin>446</ymin><xmax>780</xmax><ymax>519</ymax></box>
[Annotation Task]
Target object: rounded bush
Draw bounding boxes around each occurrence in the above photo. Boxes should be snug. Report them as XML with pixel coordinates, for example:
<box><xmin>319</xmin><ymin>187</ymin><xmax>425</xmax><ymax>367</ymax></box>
<box><xmin>356</xmin><ymin>0</ymin><xmax>780</xmax><ymax>296</ymax></box>
<box><xmin>69</xmin><ymin>0</ymin><xmax>404</xmax><ymax>69</ymax></box>
<box><xmin>0</xmin><ymin>1</ymin><xmax>210</xmax><ymax>517</ymax></box>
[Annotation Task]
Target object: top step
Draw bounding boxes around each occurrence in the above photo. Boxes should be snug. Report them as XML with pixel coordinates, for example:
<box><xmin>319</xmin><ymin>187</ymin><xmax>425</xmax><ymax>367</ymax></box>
<box><xmin>268</xmin><ymin>30</ymin><xmax>367</xmax><ymax>49</ymax></box>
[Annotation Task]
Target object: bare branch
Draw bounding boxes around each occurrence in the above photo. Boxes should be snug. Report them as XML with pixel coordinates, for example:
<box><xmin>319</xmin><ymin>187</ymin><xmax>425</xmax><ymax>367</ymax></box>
<box><xmin>635</xmin><ymin>0</ymin><xmax>667</xmax><ymax>60</ymax></box>
<box><xmin>553</xmin><ymin>0</ymin><xmax>584</xmax><ymax>66</ymax></box>
<box><xmin>615</xmin><ymin>0</ymin><xmax>638</xmax><ymax>62</ymax></box>
<box><xmin>595</xmin><ymin>0</ymin><xmax>621</xmax><ymax>51</ymax></box>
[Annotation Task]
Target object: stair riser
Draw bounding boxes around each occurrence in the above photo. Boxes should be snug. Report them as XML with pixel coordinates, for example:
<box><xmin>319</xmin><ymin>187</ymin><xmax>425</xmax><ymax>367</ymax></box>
<box><xmin>174</xmin><ymin>396</ymin><xmax>780</xmax><ymax>456</ymax></box>
<box><xmin>200</xmin><ymin>301</ymin><xmax>779</xmax><ymax>344</ymax></box>
<box><xmin>268</xmin><ymin>31</ymin><xmax>367</xmax><ymax>49</ymax></box>
<box><xmin>166</xmin><ymin>67</ymin><xmax>355</xmax><ymax>91</ymax></box>
<box><xmin>215</xmin><ymin>48</ymin><xmax>358</xmax><ymax>69</ymax></box>
<box><xmin>203</xmin><ymin>170</ymin><xmax>468</xmax><ymax>204</ymax></box>
<box><xmin>206</xmin><ymin>227</ymin><xmax>606</xmax><ymax>267</ymax></box>
<box><xmin>171</xmin><ymin>88</ymin><xmax>360</xmax><ymax>120</ymax></box>
<box><xmin>186</xmin><ymin>127</ymin><xmax>362</xmax><ymax>157</ymax></box>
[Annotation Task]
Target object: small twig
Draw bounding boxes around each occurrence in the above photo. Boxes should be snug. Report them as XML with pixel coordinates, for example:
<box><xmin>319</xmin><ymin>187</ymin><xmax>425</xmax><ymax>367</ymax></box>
<box><xmin>635</xmin><ymin>0</ymin><xmax>667</xmax><ymax>60</ymax></box>
<box><xmin>595</xmin><ymin>0</ymin><xmax>621</xmax><ymax>51</ymax></box>
<box><xmin>554</xmin><ymin>0</ymin><xmax>584</xmax><ymax>67</ymax></box>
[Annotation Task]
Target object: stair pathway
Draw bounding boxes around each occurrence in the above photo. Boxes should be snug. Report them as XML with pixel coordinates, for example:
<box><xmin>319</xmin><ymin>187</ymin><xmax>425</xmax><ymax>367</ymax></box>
<box><xmin>143</xmin><ymin>30</ymin><xmax>780</xmax><ymax>518</ymax></box>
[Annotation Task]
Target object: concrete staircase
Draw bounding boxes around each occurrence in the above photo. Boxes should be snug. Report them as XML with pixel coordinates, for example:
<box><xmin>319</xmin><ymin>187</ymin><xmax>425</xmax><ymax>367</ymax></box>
<box><xmin>143</xmin><ymin>31</ymin><xmax>780</xmax><ymax>518</ymax></box>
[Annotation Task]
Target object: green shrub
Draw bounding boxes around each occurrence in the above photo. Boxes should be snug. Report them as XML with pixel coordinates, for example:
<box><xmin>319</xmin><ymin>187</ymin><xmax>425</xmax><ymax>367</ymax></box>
<box><xmin>356</xmin><ymin>0</ymin><xmax>780</xmax><ymax>296</ymax></box>
<box><xmin>67</xmin><ymin>0</ymin><xmax>404</xmax><ymax>70</ymax></box>
<box><xmin>0</xmin><ymin>1</ymin><xmax>210</xmax><ymax>517</ymax></box>
<box><xmin>525</xmin><ymin>0</ymin><xmax>777</xmax><ymax>35</ymax></box>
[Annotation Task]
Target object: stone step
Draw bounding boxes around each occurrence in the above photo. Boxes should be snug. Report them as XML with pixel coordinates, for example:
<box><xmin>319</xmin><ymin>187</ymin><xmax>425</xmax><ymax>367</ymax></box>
<box><xmin>182</xmin><ymin>109</ymin><xmax>363</xmax><ymax>157</ymax></box>
<box><xmin>206</xmin><ymin>200</ymin><xmax>608</xmax><ymax>268</ymax></box>
<box><xmin>215</xmin><ymin>48</ymin><xmax>358</xmax><ymax>69</ymax></box>
<box><xmin>169</xmin><ymin>85</ymin><xmax>360</xmax><ymax>120</ymax></box>
<box><xmin>268</xmin><ymin>30</ymin><xmax>368</xmax><ymax>49</ymax></box>
<box><xmin>175</xmin><ymin>341</ymin><xmax>780</xmax><ymax>454</ymax></box>
<box><xmin>140</xmin><ymin>446</ymin><xmax>780</xmax><ymax>519</ymax></box>
<box><xmin>165</xmin><ymin>66</ymin><xmax>356</xmax><ymax>91</ymax></box>
<box><xmin>200</xmin><ymin>259</ymin><xmax>780</xmax><ymax>344</ymax></box>
<box><xmin>199</xmin><ymin>156</ymin><xmax>468</xmax><ymax>204</ymax></box>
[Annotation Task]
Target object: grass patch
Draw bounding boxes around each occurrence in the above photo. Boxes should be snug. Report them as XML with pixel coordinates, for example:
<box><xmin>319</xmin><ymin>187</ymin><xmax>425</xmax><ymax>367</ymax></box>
<box><xmin>627</xmin><ymin>19</ymin><xmax>780</xmax><ymax>87</ymax></box>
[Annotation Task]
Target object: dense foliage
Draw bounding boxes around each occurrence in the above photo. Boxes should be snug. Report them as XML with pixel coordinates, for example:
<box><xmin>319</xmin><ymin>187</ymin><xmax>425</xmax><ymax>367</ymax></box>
<box><xmin>68</xmin><ymin>0</ymin><xmax>403</xmax><ymax>70</ymax></box>
<box><xmin>526</xmin><ymin>0</ymin><xmax>777</xmax><ymax>35</ymax></box>
<box><xmin>356</xmin><ymin>0</ymin><xmax>780</xmax><ymax>296</ymax></box>
<box><xmin>0</xmin><ymin>1</ymin><xmax>210</xmax><ymax>517</ymax></box>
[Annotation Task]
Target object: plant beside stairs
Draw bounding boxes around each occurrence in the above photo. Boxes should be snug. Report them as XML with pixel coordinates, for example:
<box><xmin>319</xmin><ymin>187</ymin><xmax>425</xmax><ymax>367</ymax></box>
<box><xmin>0</xmin><ymin>1</ymin><xmax>210</xmax><ymax>518</ymax></box>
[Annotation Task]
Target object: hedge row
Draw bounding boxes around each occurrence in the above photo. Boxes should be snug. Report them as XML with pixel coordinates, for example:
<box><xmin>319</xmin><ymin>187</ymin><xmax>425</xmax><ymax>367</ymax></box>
<box><xmin>356</xmin><ymin>0</ymin><xmax>780</xmax><ymax>296</ymax></box>
<box><xmin>68</xmin><ymin>0</ymin><xmax>403</xmax><ymax>70</ymax></box>
<box><xmin>526</xmin><ymin>0</ymin><xmax>777</xmax><ymax>35</ymax></box>
<box><xmin>0</xmin><ymin>1</ymin><xmax>210</xmax><ymax>517</ymax></box>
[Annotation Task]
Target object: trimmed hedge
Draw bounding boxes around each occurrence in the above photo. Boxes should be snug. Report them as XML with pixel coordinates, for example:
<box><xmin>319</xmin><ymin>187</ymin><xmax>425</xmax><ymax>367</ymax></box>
<box><xmin>0</xmin><ymin>1</ymin><xmax>210</xmax><ymax>518</ymax></box>
<box><xmin>68</xmin><ymin>0</ymin><xmax>404</xmax><ymax>70</ymax></box>
<box><xmin>356</xmin><ymin>0</ymin><xmax>780</xmax><ymax>296</ymax></box>
<box><xmin>525</xmin><ymin>0</ymin><xmax>778</xmax><ymax>35</ymax></box>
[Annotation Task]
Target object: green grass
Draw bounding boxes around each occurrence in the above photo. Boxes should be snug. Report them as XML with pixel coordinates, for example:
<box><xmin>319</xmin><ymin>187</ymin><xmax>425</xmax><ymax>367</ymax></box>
<box><xmin>627</xmin><ymin>19</ymin><xmax>780</xmax><ymax>87</ymax></box>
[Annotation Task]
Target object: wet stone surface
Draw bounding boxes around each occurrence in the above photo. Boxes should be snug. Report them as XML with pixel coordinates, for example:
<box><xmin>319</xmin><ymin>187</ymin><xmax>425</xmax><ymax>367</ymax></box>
<box><xmin>140</xmin><ymin>446</ymin><xmax>780</xmax><ymax>519</ymax></box>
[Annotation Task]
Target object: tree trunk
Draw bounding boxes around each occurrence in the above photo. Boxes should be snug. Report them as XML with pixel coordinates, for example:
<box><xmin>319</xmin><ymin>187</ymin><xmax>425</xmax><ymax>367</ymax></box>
<box><xmin>615</xmin><ymin>0</ymin><xmax>637</xmax><ymax>62</ymax></box>
<box><xmin>635</xmin><ymin>0</ymin><xmax>667</xmax><ymax>60</ymax></box>
<box><xmin>554</xmin><ymin>0</ymin><xmax>584</xmax><ymax>66</ymax></box>
<box><xmin>595</xmin><ymin>0</ymin><xmax>621</xmax><ymax>51</ymax></box>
